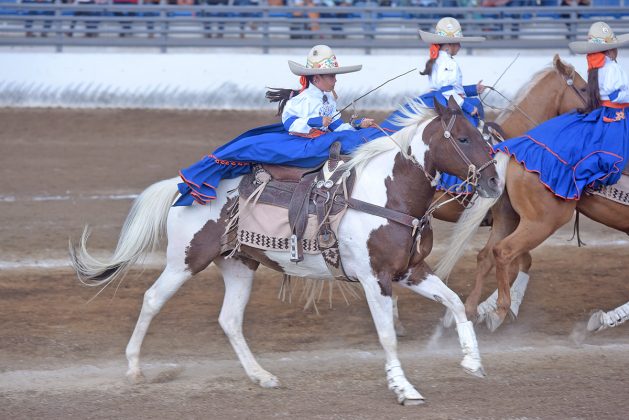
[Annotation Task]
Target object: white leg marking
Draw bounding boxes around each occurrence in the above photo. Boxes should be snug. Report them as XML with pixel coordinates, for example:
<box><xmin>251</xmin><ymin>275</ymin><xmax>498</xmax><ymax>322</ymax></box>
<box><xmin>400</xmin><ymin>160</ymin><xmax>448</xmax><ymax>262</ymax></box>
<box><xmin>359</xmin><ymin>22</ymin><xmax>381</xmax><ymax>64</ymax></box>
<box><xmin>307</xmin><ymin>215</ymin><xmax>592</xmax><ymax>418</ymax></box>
<box><xmin>403</xmin><ymin>274</ymin><xmax>485</xmax><ymax>377</ymax></box>
<box><xmin>476</xmin><ymin>271</ymin><xmax>530</xmax><ymax>323</ymax></box>
<box><xmin>587</xmin><ymin>301</ymin><xmax>629</xmax><ymax>332</ymax></box>
<box><xmin>215</xmin><ymin>257</ymin><xmax>280</xmax><ymax>388</ymax></box>
<box><xmin>360</xmin><ymin>277</ymin><xmax>424</xmax><ymax>405</ymax></box>
<box><xmin>126</xmin><ymin>266</ymin><xmax>191</xmax><ymax>384</ymax></box>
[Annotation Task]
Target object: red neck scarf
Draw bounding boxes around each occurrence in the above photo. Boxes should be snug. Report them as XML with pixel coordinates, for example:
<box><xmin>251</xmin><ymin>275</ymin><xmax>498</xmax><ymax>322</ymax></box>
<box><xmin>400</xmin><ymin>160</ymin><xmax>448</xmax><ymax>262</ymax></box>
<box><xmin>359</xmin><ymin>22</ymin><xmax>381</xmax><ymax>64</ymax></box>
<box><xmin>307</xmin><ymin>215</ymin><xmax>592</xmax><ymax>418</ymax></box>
<box><xmin>587</xmin><ymin>52</ymin><xmax>606</xmax><ymax>70</ymax></box>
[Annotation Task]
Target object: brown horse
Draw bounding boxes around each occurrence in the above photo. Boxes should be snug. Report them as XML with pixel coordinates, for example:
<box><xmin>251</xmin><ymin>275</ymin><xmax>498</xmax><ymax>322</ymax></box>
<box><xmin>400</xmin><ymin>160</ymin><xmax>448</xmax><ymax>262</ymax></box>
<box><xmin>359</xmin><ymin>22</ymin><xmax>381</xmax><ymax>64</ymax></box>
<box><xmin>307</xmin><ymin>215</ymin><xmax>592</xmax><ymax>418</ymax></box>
<box><xmin>440</xmin><ymin>56</ymin><xmax>629</xmax><ymax>331</ymax></box>
<box><xmin>435</xmin><ymin>55</ymin><xmax>590</xmax><ymax>330</ymax></box>
<box><xmin>71</xmin><ymin>97</ymin><xmax>501</xmax><ymax>406</ymax></box>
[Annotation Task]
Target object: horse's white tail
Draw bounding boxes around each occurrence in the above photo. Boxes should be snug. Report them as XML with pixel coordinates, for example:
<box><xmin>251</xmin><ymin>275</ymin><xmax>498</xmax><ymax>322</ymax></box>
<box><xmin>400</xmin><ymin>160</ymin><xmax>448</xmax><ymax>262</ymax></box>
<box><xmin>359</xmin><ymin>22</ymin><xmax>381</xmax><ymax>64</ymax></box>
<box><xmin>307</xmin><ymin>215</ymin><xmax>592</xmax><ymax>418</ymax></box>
<box><xmin>435</xmin><ymin>153</ymin><xmax>509</xmax><ymax>280</ymax></box>
<box><xmin>69</xmin><ymin>177</ymin><xmax>181</xmax><ymax>287</ymax></box>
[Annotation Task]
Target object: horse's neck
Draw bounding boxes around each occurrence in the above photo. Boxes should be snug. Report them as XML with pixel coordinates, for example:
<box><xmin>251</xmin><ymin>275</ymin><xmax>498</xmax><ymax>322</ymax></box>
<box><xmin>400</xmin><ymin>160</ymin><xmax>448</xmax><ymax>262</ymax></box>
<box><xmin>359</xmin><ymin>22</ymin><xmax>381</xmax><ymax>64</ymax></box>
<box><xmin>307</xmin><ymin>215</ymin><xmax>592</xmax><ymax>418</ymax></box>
<box><xmin>496</xmin><ymin>71</ymin><xmax>562</xmax><ymax>137</ymax></box>
<box><xmin>353</xmin><ymin>138</ymin><xmax>433</xmax><ymax>217</ymax></box>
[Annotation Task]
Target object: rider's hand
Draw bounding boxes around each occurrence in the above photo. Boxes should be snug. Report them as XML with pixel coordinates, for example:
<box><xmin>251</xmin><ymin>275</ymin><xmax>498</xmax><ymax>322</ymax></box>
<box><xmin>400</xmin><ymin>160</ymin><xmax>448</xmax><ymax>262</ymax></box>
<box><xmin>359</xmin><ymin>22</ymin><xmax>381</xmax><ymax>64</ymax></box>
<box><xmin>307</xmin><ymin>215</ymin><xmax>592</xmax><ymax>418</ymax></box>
<box><xmin>471</xmin><ymin>107</ymin><xmax>479</xmax><ymax>116</ymax></box>
<box><xmin>359</xmin><ymin>118</ymin><xmax>375</xmax><ymax>128</ymax></box>
<box><xmin>476</xmin><ymin>80</ymin><xmax>486</xmax><ymax>95</ymax></box>
<box><xmin>322</xmin><ymin>116</ymin><xmax>332</xmax><ymax>127</ymax></box>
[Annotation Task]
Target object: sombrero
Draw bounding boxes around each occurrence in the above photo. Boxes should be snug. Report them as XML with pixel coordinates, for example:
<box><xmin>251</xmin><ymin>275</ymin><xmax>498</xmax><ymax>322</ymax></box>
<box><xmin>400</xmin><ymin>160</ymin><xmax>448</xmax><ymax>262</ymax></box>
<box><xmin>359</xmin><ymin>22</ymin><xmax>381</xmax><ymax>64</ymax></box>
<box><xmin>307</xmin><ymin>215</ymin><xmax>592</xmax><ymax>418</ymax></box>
<box><xmin>288</xmin><ymin>45</ymin><xmax>362</xmax><ymax>76</ymax></box>
<box><xmin>569</xmin><ymin>21</ymin><xmax>629</xmax><ymax>54</ymax></box>
<box><xmin>419</xmin><ymin>17</ymin><xmax>485</xmax><ymax>44</ymax></box>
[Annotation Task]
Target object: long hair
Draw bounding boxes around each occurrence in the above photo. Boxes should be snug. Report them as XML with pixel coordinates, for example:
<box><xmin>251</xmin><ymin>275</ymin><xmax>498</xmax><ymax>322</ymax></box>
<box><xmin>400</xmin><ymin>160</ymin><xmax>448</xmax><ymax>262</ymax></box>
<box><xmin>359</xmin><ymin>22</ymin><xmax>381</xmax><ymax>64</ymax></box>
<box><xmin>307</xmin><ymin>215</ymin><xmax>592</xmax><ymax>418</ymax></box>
<box><xmin>420</xmin><ymin>44</ymin><xmax>441</xmax><ymax>76</ymax></box>
<box><xmin>420</xmin><ymin>58</ymin><xmax>436</xmax><ymax>76</ymax></box>
<box><xmin>266</xmin><ymin>75</ymin><xmax>314</xmax><ymax>116</ymax></box>
<box><xmin>579</xmin><ymin>68</ymin><xmax>601</xmax><ymax>114</ymax></box>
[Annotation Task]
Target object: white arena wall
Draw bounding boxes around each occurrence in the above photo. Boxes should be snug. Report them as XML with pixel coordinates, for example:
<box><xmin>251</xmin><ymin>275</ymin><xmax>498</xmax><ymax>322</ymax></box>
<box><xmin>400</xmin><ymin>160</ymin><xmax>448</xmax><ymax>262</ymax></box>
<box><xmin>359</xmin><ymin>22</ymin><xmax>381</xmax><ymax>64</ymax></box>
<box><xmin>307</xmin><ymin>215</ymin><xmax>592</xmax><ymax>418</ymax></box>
<box><xmin>0</xmin><ymin>50</ymin><xmax>585</xmax><ymax>110</ymax></box>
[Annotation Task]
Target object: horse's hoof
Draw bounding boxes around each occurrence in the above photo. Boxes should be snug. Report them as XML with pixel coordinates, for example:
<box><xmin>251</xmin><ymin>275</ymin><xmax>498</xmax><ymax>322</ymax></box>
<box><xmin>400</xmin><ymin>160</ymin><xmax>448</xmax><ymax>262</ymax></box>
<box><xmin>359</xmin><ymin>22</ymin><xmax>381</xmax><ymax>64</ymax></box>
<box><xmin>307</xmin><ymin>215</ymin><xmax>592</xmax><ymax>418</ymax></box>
<box><xmin>587</xmin><ymin>310</ymin><xmax>605</xmax><ymax>332</ymax></box>
<box><xmin>464</xmin><ymin>365</ymin><xmax>486</xmax><ymax>378</ymax></box>
<box><xmin>126</xmin><ymin>369</ymin><xmax>146</xmax><ymax>385</ymax></box>
<box><xmin>485</xmin><ymin>311</ymin><xmax>505</xmax><ymax>332</ymax></box>
<box><xmin>258</xmin><ymin>375</ymin><xmax>281</xmax><ymax>389</ymax></box>
<box><xmin>401</xmin><ymin>397</ymin><xmax>426</xmax><ymax>406</ymax></box>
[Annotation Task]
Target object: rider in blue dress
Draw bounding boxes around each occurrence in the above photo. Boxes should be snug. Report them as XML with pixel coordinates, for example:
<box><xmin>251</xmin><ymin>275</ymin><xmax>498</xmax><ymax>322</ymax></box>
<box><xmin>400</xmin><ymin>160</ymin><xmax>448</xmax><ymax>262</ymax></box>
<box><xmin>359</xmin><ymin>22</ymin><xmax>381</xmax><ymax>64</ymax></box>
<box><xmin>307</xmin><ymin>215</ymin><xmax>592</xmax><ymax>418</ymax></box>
<box><xmin>494</xmin><ymin>22</ymin><xmax>629</xmax><ymax>199</ymax></box>
<box><xmin>417</xmin><ymin>17</ymin><xmax>488</xmax><ymax>195</ymax></box>
<box><xmin>175</xmin><ymin>45</ymin><xmax>376</xmax><ymax>206</ymax></box>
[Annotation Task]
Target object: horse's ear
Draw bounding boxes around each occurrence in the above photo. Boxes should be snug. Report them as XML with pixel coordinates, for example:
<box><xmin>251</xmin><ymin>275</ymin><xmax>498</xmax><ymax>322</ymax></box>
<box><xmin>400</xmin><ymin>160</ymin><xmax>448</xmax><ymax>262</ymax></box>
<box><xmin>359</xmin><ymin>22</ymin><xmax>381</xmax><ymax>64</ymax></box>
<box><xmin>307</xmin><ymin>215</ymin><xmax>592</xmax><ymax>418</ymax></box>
<box><xmin>554</xmin><ymin>54</ymin><xmax>568</xmax><ymax>75</ymax></box>
<box><xmin>446</xmin><ymin>95</ymin><xmax>462</xmax><ymax>113</ymax></box>
<box><xmin>434</xmin><ymin>97</ymin><xmax>448</xmax><ymax>117</ymax></box>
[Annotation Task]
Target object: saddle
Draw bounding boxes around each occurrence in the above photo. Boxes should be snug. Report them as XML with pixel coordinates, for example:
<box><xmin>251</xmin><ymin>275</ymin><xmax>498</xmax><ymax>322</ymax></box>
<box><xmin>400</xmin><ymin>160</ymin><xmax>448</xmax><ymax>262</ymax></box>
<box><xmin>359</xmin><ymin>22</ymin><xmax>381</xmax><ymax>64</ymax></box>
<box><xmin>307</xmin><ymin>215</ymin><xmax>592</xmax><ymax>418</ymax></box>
<box><xmin>237</xmin><ymin>142</ymin><xmax>355</xmax><ymax>275</ymax></box>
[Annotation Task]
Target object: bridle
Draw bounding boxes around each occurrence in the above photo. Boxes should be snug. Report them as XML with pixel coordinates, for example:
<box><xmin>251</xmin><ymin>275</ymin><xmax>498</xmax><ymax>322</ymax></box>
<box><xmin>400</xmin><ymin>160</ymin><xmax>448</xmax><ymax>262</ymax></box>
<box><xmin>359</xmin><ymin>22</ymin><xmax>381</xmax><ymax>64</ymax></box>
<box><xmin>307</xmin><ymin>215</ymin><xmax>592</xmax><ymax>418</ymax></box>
<box><xmin>481</xmin><ymin>67</ymin><xmax>588</xmax><ymax>128</ymax></box>
<box><xmin>559</xmin><ymin>67</ymin><xmax>588</xmax><ymax>107</ymax></box>
<box><xmin>373</xmin><ymin>112</ymin><xmax>496</xmax><ymax>206</ymax></box>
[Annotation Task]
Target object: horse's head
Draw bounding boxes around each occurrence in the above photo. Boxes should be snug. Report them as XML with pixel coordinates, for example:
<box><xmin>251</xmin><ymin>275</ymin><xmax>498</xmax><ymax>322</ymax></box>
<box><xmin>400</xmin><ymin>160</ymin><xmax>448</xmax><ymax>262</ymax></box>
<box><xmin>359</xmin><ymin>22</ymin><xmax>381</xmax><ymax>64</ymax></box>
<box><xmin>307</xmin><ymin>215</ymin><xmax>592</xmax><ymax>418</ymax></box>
<box><xmin>553</xmin><ymin>54</ymin><xmax>588</xmax><ymax>114</ymax></box>
<box><xmin>429</xmin><ymin>97</ymin><xmax>501</xmax><ymax>198</ymax></box>
<box><xmin>496</xmin><ymin>55</ymin><xmax>588</xmax><ymax>137</ymax></box>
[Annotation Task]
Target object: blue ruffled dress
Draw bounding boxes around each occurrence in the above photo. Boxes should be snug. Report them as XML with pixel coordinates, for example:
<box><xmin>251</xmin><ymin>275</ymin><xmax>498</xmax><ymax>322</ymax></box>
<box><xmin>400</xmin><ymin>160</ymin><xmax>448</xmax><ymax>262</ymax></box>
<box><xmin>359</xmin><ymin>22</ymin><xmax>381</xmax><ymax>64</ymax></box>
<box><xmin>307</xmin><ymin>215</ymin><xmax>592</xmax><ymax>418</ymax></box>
<box><xmin>174</xmin><ymin>116</ymin><xmax>404</xmax><ymax>206</ymax></box>
<box><xmin>493</xmin><ymin>105</ymin><xmax>629</xmax><ymax>199</ymax></box>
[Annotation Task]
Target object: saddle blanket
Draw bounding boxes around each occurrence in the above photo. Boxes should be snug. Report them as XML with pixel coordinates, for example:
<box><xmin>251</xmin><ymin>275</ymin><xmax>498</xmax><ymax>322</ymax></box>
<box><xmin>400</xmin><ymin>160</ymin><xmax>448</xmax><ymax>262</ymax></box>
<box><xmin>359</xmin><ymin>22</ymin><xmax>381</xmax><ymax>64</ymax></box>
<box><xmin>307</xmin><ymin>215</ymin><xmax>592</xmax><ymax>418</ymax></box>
<box><xmin>237</xmin><ymin>202</ymin><xmax>344</xmax><ymax>254</ymax></box>
<box><xmin>585</xmin><ymin>173</ymin><xmax>629</xmax><ymax>206</ymax></box>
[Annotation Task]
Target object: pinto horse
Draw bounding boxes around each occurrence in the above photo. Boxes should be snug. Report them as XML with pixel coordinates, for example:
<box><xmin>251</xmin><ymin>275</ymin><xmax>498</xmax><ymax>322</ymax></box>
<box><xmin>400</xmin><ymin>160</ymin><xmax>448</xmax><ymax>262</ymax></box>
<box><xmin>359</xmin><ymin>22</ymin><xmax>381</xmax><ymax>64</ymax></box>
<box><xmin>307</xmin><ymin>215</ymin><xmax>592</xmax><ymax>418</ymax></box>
<box><xmin>436</xmin><ymin>55</ymin><xmax>589</xmax><ymax>329</ymax></box>
<box><xmin>439</xmin><ymin>58</ymin><xmax>629</xmax><ymax>332</ymax></box>
<box><xmin>70</xmin><ymin>97</ymin><xmax>501</xmax><ymax>406</ymax></box>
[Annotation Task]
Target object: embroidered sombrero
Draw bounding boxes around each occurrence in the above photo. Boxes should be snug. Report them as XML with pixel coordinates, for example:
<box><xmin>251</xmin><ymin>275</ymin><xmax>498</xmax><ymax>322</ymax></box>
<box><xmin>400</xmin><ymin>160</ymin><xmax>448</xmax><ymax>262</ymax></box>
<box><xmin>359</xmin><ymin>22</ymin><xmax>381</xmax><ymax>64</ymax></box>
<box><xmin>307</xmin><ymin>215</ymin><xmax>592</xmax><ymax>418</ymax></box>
<box><xmin>288</xmin><ymin>45</ymin><xmax>362</xmax><ymax>76</ymax></box>
<box><xmin>419</xmin><ymin>17</ymin><xmax>485</xmax><ymax>44</ymax></box>
<box><xmin>569</xmin><ymin>21</ymin><xmax>629</xmax><ymax>54</ymax></box>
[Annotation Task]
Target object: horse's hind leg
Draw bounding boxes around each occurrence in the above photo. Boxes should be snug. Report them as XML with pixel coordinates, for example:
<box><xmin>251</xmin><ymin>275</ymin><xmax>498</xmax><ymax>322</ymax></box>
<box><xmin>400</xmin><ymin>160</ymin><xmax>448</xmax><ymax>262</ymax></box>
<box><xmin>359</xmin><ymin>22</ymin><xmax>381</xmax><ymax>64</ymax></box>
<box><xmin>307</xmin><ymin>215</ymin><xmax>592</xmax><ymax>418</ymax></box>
<box><xmin>126</xmin><ymin>265</ymin><xmax>192</xmax><ymax>383</ymax></box>
<box><xmin>214</xmin><ymin>256</ymin><xmax>280</xmax><ymax>388</ymax></box>
<box><xmin>403</xmin><ymin>263</ymin><xmax>485</xmax><ymax>378</ymax></box>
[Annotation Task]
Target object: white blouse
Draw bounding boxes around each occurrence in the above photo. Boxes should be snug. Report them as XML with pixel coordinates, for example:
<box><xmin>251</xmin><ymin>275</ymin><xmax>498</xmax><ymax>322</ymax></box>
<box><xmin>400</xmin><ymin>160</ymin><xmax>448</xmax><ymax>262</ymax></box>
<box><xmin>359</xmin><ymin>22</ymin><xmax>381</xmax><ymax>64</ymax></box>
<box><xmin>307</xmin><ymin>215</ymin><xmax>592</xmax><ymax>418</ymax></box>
<box><xmin>281</xmin><ymin>84</ymin><xmax>355</xmax><ymax>134</ymax></box>
<box><xmin>598</xmin><ymin>57</ymin><xmax>629</xmax><ymax>104</ymax></box>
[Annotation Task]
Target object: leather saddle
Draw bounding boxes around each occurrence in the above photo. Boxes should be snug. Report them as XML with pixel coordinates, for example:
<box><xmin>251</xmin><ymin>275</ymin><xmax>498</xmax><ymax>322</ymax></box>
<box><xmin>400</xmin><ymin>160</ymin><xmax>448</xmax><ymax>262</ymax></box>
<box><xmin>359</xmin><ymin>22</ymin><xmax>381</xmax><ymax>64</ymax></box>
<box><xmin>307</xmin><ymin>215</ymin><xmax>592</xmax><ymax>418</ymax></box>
<box><xmin>238</xmin><ymin>142</ymin><xmax>354</xmax><ymax>262</ymax></box>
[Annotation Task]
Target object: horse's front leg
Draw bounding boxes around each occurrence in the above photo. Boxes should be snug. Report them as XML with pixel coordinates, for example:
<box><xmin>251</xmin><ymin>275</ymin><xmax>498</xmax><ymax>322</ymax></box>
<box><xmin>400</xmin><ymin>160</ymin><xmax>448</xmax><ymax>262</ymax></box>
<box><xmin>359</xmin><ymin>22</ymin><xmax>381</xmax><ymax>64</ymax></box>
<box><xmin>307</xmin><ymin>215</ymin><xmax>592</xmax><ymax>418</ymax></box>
<box><xmin>359</xmin><ymin>273</ymin><xmax>425</xmax><ymax>406</ymax></box>
<box><xmin>403</xmin><ymin>264</ymin><xmax>485</xmax><ymax>377</ymax></box>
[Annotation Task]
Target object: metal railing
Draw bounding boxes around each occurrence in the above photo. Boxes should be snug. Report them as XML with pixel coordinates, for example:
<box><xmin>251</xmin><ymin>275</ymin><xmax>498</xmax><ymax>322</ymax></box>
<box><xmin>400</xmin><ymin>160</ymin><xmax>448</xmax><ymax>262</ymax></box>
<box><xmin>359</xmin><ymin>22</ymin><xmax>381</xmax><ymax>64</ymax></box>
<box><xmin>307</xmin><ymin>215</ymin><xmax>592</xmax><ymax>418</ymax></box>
<box><xmin>1</xmin><ymin>3</ymin><xmax>628</xmax><ymax>52</ymax></box>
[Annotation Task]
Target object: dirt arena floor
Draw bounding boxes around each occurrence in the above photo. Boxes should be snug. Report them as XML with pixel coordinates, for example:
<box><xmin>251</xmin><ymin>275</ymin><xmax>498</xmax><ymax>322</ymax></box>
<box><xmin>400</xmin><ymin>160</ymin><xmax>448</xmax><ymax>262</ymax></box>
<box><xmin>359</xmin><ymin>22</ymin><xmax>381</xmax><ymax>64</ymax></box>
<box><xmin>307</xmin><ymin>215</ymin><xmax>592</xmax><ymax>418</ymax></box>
<box><xmin>1</xmin><ymin>108</ymin><xmax>629</xmax><ymax>419</ymax></box>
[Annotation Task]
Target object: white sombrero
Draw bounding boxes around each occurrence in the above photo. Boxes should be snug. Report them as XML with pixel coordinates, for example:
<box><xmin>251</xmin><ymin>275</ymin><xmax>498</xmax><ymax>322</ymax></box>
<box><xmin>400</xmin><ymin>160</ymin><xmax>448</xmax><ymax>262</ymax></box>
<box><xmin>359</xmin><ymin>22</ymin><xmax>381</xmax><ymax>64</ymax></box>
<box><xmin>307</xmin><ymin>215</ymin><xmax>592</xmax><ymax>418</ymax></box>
<box><xmin>419</xmin><ymin>17</ymin><xmax>485</xmax><ymax>44</ymax></box>
<box><xmin>288</xmin><ymin>45</ymin><xmax>362</xmax><ymax>76</ymax></box>
<box><xmin>569</xmin><ymin>21</ymin><xmax>629</xmax><ymax>54</ymax></box>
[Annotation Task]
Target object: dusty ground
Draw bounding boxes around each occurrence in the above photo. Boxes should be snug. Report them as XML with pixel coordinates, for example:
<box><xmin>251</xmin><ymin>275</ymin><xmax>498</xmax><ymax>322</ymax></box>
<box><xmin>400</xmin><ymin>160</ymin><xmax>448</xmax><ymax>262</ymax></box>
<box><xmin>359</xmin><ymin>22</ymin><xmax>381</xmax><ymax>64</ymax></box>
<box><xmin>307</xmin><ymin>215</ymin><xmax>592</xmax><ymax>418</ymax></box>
<box><xmin>1</xmin><ymin>108</ymin><xmax>629</xmax><ymax>419</ymax></box>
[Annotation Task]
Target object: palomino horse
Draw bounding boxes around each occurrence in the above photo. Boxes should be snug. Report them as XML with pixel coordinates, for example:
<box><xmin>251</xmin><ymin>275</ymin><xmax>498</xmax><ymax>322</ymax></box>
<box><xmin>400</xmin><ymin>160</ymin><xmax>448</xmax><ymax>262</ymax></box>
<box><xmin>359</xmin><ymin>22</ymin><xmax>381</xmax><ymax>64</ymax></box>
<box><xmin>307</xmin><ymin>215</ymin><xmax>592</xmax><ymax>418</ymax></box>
<box><xmin>439</xmin><ymin>58</ymin><xmax>629</xmax><ymax>332</ymax></box>
<box><xmin>436</xmin><ymin>55</ymin><xmax>589</xmax><ymax>329</ymax></box>
<box><xmin>70</xmin><ymin>98</ymin><xmax>502</xmax><ymax>406</ymax></box>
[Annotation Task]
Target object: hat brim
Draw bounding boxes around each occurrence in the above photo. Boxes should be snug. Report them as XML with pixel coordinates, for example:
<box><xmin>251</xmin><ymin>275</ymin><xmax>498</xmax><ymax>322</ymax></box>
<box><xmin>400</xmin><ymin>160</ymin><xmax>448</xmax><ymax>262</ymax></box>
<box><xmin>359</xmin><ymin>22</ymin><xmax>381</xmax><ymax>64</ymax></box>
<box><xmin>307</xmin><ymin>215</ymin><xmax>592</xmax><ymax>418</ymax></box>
<box><xmin>288</xmin><ymin>60</ymin><xmax>362</xmax><ymax>76</ymax></box>
<box><xmin>419</xmin><ymin>30</ymin><xmax>485</xmax><ymax>44</ymax></box>
<box><xmin>569</xmin><ymin>33</ymin><xmax>629</xmax><ymax>54</ymax></box>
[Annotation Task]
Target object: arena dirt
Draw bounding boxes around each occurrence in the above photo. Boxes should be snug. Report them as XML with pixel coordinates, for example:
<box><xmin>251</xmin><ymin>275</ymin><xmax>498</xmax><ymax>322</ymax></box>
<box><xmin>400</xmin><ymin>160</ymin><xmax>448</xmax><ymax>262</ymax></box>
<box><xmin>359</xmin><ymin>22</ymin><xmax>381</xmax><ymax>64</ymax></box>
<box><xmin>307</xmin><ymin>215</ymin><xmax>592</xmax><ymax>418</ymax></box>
<box><xmin>1</xmin><ymin>108</ymin><xmax>628</xmax><ymax>419</ymax></box>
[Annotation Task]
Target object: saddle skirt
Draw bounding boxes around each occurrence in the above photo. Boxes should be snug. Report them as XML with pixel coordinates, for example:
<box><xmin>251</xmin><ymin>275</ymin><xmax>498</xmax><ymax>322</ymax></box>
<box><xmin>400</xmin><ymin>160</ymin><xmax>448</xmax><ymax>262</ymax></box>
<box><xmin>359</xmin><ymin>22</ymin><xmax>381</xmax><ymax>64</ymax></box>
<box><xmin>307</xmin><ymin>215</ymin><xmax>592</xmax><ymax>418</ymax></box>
<box><xmin>222</xmin><ymin>143</ymin><xmax>356</xmax><ymax>280</ymax></box>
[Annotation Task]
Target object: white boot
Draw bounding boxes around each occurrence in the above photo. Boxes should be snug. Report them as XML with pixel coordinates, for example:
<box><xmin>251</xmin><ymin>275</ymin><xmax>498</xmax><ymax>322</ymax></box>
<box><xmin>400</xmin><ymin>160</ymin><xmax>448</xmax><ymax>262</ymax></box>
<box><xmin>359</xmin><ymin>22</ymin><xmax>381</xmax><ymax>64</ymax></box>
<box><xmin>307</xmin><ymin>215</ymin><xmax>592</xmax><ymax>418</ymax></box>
<box><xmin>587</xmin><ymin>302</ymin><xmax>629</xmax><ymax>332</ymax></box>
<box><xmin>456</xmin><ymin>321</ymin><xmax>485</xmax><ymax>377</ymax></box>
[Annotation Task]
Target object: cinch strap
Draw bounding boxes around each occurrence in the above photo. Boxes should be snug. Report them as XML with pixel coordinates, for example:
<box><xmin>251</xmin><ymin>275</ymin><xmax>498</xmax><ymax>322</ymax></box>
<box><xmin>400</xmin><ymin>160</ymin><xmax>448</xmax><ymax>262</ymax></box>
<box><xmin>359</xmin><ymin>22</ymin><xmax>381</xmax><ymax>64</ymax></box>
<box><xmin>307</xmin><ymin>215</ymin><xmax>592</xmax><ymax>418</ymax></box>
<box><xmin>587</xmin><ymin>52</ymin><xmax>605</xmax><ymax>70</ymax></box>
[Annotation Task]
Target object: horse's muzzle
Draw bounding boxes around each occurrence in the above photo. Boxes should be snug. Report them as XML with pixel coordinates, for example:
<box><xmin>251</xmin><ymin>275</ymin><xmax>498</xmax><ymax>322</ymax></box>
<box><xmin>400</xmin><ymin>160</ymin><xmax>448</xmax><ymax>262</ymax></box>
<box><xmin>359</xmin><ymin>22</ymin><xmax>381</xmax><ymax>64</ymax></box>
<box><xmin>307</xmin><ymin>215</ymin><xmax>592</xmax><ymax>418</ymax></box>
<box><xmin>476</xmin><ymin>176</ymin><xmax>502</xmax><ymax>198</ymax></box>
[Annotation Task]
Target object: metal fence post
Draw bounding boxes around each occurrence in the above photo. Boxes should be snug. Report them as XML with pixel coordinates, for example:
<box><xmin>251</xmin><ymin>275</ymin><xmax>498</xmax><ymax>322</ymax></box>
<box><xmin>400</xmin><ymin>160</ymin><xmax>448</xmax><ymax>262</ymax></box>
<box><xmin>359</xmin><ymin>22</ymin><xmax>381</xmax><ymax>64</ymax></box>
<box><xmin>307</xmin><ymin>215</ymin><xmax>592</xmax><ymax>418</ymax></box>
<box><xmin>55</xmin><ymin>2</ymin><xmax>63</xmax><ymax>53</ymax></box>
<box><xmin>160</xmin><ymin>5</ymin><xmax>167</xmax><ymax>53</ymax></box>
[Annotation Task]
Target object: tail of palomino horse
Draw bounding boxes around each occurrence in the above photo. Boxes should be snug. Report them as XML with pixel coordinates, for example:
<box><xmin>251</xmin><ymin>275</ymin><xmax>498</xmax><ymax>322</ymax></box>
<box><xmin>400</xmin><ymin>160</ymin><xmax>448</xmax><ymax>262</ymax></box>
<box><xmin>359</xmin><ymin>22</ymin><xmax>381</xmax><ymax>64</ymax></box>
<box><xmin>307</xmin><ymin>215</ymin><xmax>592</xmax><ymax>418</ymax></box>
<box><xmin>69</xmin><ymin>177</ymin><xmax>181</xmax><ymax>287</ymax></box>
<box><xmin>435</xmin><ymin>153</ymin><xmax>509</xmax><ymax>280</ymax></box>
